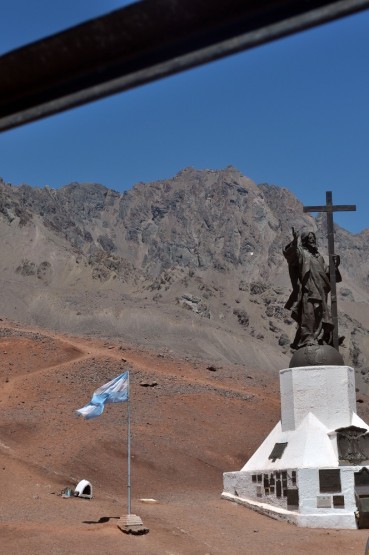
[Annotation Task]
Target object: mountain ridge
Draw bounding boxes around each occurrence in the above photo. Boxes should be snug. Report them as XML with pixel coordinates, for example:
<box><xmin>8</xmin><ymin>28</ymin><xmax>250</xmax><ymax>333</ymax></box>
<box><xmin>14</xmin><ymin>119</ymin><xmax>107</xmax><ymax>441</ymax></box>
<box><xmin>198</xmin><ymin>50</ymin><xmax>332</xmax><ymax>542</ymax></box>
<box><xmin>0</xmin><ymin>167</ymin><xmax>368</xmax><ymax>385</ymax></box>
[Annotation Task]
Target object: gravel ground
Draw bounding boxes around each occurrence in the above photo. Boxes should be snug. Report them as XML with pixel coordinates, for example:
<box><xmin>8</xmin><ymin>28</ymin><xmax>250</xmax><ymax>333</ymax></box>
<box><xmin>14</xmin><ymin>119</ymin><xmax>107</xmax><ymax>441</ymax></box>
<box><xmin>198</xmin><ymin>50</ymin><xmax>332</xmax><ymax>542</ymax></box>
<box><xmin>1</xmin><ymin>319</ymin><xmax>369</xmax><ymax>555</ymax></box>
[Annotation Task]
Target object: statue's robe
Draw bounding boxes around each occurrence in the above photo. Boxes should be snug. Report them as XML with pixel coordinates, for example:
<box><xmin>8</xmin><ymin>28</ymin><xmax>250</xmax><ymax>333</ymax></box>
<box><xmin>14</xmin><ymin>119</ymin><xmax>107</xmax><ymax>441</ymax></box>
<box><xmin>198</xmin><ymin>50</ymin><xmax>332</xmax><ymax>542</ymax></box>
<box><xmin>283</xmin><ymin>241</ymin><xmax>341</xmax><ymax>349</ymax></box>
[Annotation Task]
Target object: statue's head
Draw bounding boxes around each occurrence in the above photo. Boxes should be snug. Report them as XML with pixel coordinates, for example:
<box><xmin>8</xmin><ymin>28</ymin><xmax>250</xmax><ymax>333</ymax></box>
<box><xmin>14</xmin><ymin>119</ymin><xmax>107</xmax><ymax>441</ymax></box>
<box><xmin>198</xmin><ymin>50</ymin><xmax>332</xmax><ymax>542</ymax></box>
<box><xmin>301</xmin><ymin>231</ymin><xmax>317</xmax><ymax>249</ymax></box>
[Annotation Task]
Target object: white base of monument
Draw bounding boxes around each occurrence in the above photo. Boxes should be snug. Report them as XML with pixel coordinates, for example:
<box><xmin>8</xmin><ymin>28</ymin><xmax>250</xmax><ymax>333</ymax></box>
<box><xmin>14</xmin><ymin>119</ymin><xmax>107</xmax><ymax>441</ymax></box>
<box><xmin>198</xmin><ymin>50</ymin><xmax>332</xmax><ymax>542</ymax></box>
<box><xmin>222</xmin><ymin>365</ymin><xmax>369</xmax><ymax>529</ymax></box>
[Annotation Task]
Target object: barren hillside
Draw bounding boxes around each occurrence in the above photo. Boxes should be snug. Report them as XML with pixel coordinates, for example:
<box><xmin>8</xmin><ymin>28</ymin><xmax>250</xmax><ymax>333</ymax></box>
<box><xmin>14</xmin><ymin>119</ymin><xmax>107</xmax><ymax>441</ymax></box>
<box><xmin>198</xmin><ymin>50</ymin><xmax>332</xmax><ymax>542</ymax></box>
<box><xmin>1</xmin><ymin>169</ymin><xmax>369</xmax><ymax>552</ymax></box>
<box><xmin>1</xmin><ymin>319</ymin><xmax>369</xmax><ymax>554</ymax></box>
<box><xmin>0</xmin><ymin>168</ymin><xmax>368</xmax><ymax>387</ymax></box>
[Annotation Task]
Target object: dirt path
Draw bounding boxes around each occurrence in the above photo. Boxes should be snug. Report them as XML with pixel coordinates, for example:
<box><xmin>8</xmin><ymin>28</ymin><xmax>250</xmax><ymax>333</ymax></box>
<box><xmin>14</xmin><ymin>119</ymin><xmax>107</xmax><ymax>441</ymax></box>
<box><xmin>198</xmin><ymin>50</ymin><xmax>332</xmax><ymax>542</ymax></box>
<box><xmin>1</xmin><ymin>319</ymin><xmax>369</xmax><ymax>555</ymax></box>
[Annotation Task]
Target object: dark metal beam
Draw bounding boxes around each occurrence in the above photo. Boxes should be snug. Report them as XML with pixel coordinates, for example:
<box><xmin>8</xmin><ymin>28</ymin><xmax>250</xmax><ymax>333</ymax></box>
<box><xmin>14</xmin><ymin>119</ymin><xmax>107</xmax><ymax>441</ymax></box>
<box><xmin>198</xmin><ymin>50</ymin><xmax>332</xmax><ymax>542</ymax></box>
<box><xmin>1</xmin><ymin>0</ymin><xmax>369</xmax><ymax>131</ymax></box>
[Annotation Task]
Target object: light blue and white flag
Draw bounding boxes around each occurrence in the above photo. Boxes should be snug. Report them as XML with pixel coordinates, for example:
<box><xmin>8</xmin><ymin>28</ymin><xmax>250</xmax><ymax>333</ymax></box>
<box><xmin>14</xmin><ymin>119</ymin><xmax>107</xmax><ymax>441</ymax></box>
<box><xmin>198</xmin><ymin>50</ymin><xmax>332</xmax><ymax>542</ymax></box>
<box><xmin>76</xmin><ymin>371</ymin><xmax>129</xmax><ymax>419</ymax></box>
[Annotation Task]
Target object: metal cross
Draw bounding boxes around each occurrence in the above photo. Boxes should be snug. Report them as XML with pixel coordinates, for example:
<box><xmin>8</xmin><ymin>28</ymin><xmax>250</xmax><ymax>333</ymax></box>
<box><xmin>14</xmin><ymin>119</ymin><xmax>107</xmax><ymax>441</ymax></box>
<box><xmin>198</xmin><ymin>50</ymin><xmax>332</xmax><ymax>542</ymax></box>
<box><xmin>303</xmin><ymin>191</ymin><xmax>356</xmax><ymax>350</ymax></box>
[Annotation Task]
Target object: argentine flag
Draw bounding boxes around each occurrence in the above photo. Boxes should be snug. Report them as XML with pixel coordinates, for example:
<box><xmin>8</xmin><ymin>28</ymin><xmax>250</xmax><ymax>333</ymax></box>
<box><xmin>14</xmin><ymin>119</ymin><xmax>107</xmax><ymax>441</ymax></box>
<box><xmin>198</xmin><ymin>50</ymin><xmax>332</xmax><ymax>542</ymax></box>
<box><xmin>76</xmin><ymin>371</ymin><xmax>129</xmax><ymax>419</ymax></box>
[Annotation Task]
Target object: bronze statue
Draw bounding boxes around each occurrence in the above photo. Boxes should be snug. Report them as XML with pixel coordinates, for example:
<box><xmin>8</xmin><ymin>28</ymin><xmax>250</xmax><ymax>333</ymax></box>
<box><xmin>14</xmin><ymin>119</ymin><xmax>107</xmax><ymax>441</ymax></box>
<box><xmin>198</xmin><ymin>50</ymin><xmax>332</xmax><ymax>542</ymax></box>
<box><xmin>283</xmin><ymin>228</ymin><xmax>341</xmax><ymax>350</ymax></box>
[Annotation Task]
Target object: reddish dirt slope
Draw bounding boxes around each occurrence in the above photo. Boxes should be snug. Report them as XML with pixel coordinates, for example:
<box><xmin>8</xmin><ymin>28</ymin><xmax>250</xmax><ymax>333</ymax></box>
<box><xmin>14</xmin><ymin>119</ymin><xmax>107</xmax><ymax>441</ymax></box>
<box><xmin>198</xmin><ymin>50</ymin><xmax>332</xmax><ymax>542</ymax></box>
<box><xmin>1</xmin><ymin>319</ymin><xmax>369</xmax><ymax>555</ymax></box>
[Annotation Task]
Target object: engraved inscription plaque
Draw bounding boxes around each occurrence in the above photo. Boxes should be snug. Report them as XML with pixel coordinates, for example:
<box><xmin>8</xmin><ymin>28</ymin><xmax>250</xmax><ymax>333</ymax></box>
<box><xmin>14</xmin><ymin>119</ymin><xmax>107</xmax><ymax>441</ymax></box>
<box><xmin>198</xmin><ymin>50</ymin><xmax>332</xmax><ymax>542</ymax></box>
<box><xmin>333</xmin><ymin>495</ymin><xmax>345</xmax><ymax>508</ymax></box>
<box><xmin>268</xmin><ymin>442</ymin><xmax>288</xmax><ymax>462</ymax></box>
<box><xmin>317</xmin><ymin>495</ymin><xmax>331</xmax><ymax>508</ymax></box>
<box><xmin>336</xmin><ymin>426</ymin><xmax>369</xmax><ymax>465</ymax></box>
<box><xmin>287</xmin><ymin>489</ymin><xmax>299</xmax><ymax>509</ymax></box>
<box><xmin>354</xmin><ymin>467</ymin><xmax>369</xmax><ymax>487</ymax></box>
<box><xmin>276</xmin><ymin>480</ymin><xmax>282</xmax><ymax>498</ymax></box>
<box><xmin>319</xmin><ymin>469</ymin><xmax>341</xmax><ymax>493</ymax></box>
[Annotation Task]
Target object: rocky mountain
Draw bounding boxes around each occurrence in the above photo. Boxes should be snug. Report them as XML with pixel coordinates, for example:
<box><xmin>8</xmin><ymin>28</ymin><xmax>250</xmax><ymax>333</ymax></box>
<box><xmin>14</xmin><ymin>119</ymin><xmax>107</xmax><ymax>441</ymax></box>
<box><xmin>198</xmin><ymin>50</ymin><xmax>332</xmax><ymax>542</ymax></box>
<box><xmin>1</xmin><ymin>167</ymin><xmax>369</xmax><ymax>388</ymax></box>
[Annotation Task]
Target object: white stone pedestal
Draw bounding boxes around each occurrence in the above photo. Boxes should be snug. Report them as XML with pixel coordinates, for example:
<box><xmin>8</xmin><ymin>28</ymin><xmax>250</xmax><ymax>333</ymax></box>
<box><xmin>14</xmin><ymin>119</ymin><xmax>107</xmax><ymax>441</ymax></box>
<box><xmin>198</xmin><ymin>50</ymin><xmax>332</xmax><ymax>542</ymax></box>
<box><xmin>222</xmin><ymin>365</ymin><xmax>369</xmax><ymax>528</ymax></box>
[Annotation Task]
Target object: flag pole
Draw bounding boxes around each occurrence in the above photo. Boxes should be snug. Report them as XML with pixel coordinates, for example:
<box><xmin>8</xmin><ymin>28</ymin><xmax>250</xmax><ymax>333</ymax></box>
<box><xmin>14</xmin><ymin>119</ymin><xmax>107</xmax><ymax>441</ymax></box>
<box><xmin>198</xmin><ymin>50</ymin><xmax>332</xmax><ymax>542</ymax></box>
<box><xmin>127</xmin><ymin>371</ymin><xmax>131</xmax><ymax>515</ymax></box>
<box><xmin>117</xmin><ymin>370</ymin><xmax>148</xmax><ymax>535</ymax></box>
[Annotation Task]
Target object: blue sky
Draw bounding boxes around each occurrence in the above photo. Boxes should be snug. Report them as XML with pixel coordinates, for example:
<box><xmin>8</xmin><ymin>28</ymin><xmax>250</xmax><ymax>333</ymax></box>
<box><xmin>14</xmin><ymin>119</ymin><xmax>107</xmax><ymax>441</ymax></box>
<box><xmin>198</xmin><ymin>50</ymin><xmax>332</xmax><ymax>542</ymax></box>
<box><xmin>1</xmin><ymin>1</ymin><xmax>368</xmax><ymax>233</ymax></box>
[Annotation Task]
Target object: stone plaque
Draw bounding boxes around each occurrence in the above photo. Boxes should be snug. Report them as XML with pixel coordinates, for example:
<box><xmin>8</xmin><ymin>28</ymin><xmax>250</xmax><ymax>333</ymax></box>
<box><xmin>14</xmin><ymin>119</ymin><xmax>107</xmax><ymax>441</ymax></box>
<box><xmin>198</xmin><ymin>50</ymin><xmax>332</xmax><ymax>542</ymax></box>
<box><xmin>276</xmin><ymin>480</ymin><xmax>282</xmax><ymax>498</ymax></box>
<box><xmin>333</xmin><ymin>495</ymin><xmax>345</xmax><ymax>508</ymax></box>
<box><xmin>287</xmin><ymin>489</ymin><xmax>299</xmax><ymax>509</ymax></box>
<box><xmin>319</xmin><ymin>469</ymin><xmax>341</xmax><ymax>493</ymax></box>
<box><xmin>317</xmin><ymin>495</ymin><xmax>331</xmax><ymax>508</ymax></box>
<box><xmin>336</xmin><ymin>426</ymin><xmax>369</xmax><ymax>465</ymax></box>
<box><xmin>268</xmin><ymin>442</ymin><xmax>288</xmax><ymax>462</ymax></box>
<box><xmin>354</xmin><ymin>467</ymin><xmax>369</xmax><ymax>487</ymax></box>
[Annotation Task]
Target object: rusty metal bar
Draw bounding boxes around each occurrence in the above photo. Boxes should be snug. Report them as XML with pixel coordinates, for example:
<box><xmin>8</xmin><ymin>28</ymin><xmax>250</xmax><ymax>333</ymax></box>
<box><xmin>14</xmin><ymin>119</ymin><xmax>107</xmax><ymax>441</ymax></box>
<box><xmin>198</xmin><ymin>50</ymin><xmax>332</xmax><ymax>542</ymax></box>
<box><xmin>1</xmin><ymin>0</ymin><xmax>369</xmax><ymax>131</ymax></box>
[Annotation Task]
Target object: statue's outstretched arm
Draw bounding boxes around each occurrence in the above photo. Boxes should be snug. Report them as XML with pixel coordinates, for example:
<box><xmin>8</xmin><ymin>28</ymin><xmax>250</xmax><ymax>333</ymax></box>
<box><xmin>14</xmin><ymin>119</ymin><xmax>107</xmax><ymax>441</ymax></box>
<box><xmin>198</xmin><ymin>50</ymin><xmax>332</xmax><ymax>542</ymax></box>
<box><xmin>292</xmin><ymin>226</ymin><xmax>298</xmax><ymax>246</ymax></box>
<box><xmin>283</xmin><ymin>227</ymin><xmax>299</xmax><ymax>264</ymax></box>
